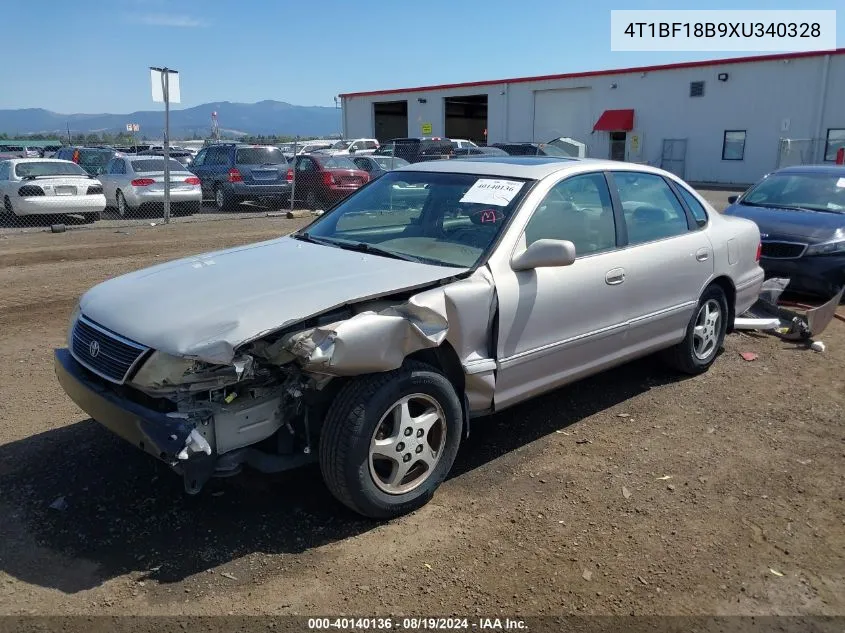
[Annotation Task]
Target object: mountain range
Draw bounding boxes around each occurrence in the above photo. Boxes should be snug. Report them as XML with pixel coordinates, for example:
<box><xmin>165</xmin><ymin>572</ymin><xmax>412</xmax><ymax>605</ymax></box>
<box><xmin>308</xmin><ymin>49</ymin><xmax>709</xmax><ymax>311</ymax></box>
<box><xmin>0</xmin><ymin>100</ymin><xmax>342</xmax><ymax>138</ymax></box>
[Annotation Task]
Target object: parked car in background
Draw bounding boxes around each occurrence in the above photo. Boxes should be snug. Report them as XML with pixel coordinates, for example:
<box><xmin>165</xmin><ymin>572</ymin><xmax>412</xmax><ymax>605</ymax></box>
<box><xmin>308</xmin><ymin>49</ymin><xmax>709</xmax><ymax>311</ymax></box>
<box><xmin>98</xmin><ymin>156</ymin><xmax>202</xmax><ymax>217</ymax></box>
<box><xmin>348</xmin><ymin>154</ymin><xmax>410</xmax><ymax>180</ymax></box>
<box><xmin>54</xmin><ymin>146</ymin><xmax>123</xmax><ymax>176</ymax></box>
<box><xmin>41</xmin><ymin>145</ymin><xmax>63</xmax><ymax>158</ymax></box>
<box><xmin>0</xmin><ymin>158</ymin><xmax>105</xmax><ymax>222</ymax></box>
<box><xmin>0</xmin><ymin>145</ymin><xmax>40</xmax><ymax>158</ymax></box>
<box><xmin>491</xmin><ymin>142</ymin><xmax>573</xmax><ymax>157</ymax></box>
<box><xmin>136</xmin><ymin>148</ymin><xmax>194</xmax><ymax>167</ymax></box>
<box><xmin>321</xmin><ymin>138</ymin><xmax>380</xmax><ymax>155</ymax></box>
<box><xmin>190</xmin><ymin>143</ymin><xmax>290</xmax><ymax>211</ymax></box>
<box><xmin>290</xmin><ymin>153</ymin><xmax>369</xmax><ymax>209</ymax></box>
<box><xmin>452</xmin><ymin>146</ymin><xmax>509</xmax><ymax>158</ymax></box>
<box><xmin>374</xmin><ymin>138</ymin><xmax>455</xmax><ymax>163</ymax></box>
<box><xmin>54</xmin><ymin>157</ymin><xmax>763</xmax><ymax>519</ymax></box>
<box><xmin>451</xmin><ymin>139</ymin><xmax>479</xmax><ymax>149</ymax></box>
<box><xmin>723</xmin><ymin>165</ymin><xmax>845</xmax><ymax>298</ymax></box>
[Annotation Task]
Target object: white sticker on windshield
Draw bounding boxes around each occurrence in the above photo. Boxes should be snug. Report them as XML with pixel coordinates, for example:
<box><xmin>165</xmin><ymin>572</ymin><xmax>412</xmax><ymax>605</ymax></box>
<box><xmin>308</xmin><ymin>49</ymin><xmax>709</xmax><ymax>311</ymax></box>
<box><xmin>460</xmin><ymin>179</ymin><xmax>524</xmax><ymax>206</ymax></box>
<box><xmin>836</xmin><ymin>178</ymin><xmax>845</xmax><ymax>188</ymax></box>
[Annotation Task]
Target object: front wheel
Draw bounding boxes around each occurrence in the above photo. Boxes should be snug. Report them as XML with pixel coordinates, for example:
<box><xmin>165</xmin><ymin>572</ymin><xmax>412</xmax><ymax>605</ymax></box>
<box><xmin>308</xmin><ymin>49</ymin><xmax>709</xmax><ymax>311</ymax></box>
<box><xmin>319</xmin><ymin>361</ymin><xmax>463</xmax><ymax>519</ymax></box>
<box><xmin>663</xmin><ymin>285</ymin><xmax>728</xmax><ymax>375</ymax></box>
<box><xmin>116</xmin><ymin>190</ymin><xmax>129</xmax><ymax>217</ymax></box>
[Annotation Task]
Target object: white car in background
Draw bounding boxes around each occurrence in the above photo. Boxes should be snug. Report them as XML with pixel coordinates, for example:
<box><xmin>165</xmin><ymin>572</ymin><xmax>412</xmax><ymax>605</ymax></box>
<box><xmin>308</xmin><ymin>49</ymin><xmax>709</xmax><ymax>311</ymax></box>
<box><xmin>321</xmin><ymin>138</ymin><xmax>380</xmax><ymax>155</ymax></box>
<box><xmin>0</xmin><ymin>158</ymin><xmax>105</xmax><ymax>223</ymax></box>
<box><xmin>451</xmin><ymin>139</ymin><xmax>479</xmax><ymax>149</ymax></box>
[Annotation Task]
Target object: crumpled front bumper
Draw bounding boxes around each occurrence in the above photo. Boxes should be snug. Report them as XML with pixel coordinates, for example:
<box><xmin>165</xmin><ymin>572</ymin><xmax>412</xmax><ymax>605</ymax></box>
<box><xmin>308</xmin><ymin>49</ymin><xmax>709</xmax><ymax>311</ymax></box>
<box><xmin>53</xmin><ymin>348</ymin><xmax>210</xmax><ymax>476</ymax></box>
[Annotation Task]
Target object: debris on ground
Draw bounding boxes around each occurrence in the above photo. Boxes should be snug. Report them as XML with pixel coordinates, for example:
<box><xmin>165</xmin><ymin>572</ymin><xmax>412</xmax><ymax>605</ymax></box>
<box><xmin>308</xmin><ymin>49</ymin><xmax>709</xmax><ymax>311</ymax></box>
<box><xmin>617</xmin><ymin>413</ymin><xmax>631</xmax><ymax>418</ymax></box>
<box><xmin>220</xmin><ymin>572</ymin><xmax>237</xmax><ymax>580</ymax></box>
<box><xmin>810</xmin><ymin>341</ymin><xmax>825</xmax><ymax>352</ymax></box>
<box><xmin>576</xmin><ymin>438</ymin><xmax>592</xmax><ymax>445</ymax></box>
<box><xmin>48</xmin><ymin>496</ymin><xmax>67</xmax><ymax>511</ymax></box>
<box><xmin>656</xmin><ymin>475</ymin><xmax>672</xmax><ymax>481</ymax></box>
<box><xmin>423</xmin><ymin>563</ymin><xmax>432</xmax><ymax>571</ymax></box>
<box><xmin>582</xmin><ymin>569</ymin><xmax>593</xmax><ymax>581</ymax></box>
<box><xmin>740</xmin><ymin>352</ymin><xmax>759</xmax><ymax>361</ymax></box>
<box><xmin>769</xmin><ymin>568</ymin><xmax>784</xmax><ymax>577</ymax></box>
<box><xmin>622</xmin><ymin>486</ymin><xmax>632</xmax><ymax>499</ymax></box>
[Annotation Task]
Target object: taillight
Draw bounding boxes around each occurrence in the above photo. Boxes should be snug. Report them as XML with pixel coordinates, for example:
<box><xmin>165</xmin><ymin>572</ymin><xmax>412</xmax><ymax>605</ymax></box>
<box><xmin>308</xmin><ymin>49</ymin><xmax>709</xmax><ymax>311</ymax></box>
<box><xmin>131</xmin><ymin>178</ymin><xmax>155</xmax><ymax>187</ymax></box>
<box><xmin>185</xmin><ymin>176</ymin><xmax>200</xmax><ymax>185</ymax></box>
<box><xmin>755</xmin><ymin>242</ymin><xmax>762</xmax><ymax>262</ymax></box>
<box><xmin>18</xmin><ymin>185</ymin><xmax>44</xmax><ymax>197</ymax></box>
<box><xmin>322</xmin><ymin>172</ymin><xmax>335</xmax><ymax>186</ymax></box>
<box><xmin>228</xmin><ymin>168</ymin><xmax>243</xmax><ymax>183</ymax></box>
<box><xmin>86</xmin><ymin>185</ymin><xmax>103</xmax><ymax>195</ymax></box>
<box><xmin>286</xmin><ymin>168</ymin><xmax>293</xmax><ymax>182</ymax></box>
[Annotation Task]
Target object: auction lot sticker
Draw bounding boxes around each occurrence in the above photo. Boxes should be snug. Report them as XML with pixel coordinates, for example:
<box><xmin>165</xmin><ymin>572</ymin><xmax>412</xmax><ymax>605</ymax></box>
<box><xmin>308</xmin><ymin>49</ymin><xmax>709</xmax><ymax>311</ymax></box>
<box><xmin>460</xmin><ymin>179</ymin><xmax>524</xmax><ymax>206</ymax></box>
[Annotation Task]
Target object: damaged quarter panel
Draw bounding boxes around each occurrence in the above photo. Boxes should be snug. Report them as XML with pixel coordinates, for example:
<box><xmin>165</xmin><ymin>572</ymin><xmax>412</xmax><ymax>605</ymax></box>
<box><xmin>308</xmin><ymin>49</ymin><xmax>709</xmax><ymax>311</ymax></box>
<box><xmin>78</xmin><ymin>236</ymin><xmax>469</xmax><ymax>364</ymax></box>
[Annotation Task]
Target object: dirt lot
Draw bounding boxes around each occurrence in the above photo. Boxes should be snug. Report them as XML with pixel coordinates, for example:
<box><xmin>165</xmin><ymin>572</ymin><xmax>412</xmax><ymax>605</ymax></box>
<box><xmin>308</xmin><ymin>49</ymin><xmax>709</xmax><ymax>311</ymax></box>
<box><xmin>0</xmin><ymin>194</ymin><xmax>843</xmax><ymax>619</ymax></box>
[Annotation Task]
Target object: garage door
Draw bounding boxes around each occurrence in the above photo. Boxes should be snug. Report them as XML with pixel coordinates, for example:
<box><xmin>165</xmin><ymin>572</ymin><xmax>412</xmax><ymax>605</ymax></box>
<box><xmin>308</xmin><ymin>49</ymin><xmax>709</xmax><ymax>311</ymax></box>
<box><xmin>532</xmin><ymin>88</ymin><xmax>592</xmax><ymax>143</ymax></box>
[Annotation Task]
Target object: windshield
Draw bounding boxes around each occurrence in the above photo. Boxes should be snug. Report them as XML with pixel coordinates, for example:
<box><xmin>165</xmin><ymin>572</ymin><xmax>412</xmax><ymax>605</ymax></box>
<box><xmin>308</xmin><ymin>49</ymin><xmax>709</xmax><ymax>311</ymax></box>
<box><xmin>299</xmin><ymin>171</ymin><xmax>533</xmax><ymax>268</ymax></box>
<box><xmin>330</xmin><ymin>140</ymin><xmax>351</xmax><ymax>150</ymax></box>
<box><xmin>372</xmin><ymin>156</ymin><xmax>409</xmax><ymax>170</ymax></box>
<box><xmin>77</xmin><ymin>150</ymin><xmax>112</xmax><ymax>166</ymax></box>
<box><xmin>15</xmin><ymin>161</ymin><xmax>88</xmax><ymax>178</ymax></box>
<box><xmin>236</xmin><ymin>147</ymin><xmax>285</xmax><ymax>165</ymax></box>
<box><xmin>742</xmin><ymin>172</ymin><xmax>845</xmax><ymax>213</ymax></box>
<box><xmin>131</xmin><ymin>159</ymin><xmax>188</xmax><ymax>173</ymax></box>
<box><xmin>322</xmin><ymin>156</ymin><xmax>358</xmax><ymax>169</ymax></box>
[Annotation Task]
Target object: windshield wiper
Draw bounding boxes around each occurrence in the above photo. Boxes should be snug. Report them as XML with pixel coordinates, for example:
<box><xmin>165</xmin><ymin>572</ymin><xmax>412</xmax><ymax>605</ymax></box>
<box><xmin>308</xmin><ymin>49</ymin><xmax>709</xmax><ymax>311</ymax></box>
<box><xmin>292</xmin><ymin>233</ymin><xmax>422</xmax><ymax>262</ymax></box>
<box><xmin>764</xmin><ymin>203</ymin><xmax>837</xmax><ymax>214</ymax></box>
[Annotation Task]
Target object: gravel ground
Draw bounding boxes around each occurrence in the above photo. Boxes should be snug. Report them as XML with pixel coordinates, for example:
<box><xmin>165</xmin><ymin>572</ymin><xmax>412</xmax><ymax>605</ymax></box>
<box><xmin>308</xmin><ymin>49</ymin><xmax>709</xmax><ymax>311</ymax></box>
<box><xmin>0</xmin><ymin>190</ymin><xmax>842</xmax><ymax>619</ymax></box>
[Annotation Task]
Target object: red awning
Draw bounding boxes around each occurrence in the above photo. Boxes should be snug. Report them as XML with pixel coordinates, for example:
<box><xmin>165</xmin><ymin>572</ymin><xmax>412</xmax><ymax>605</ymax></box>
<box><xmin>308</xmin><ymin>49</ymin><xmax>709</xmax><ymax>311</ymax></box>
<box><xmin>593</xmin><ymin>109</ymin><xmax>635</xmax><ymax>132</ymax></box>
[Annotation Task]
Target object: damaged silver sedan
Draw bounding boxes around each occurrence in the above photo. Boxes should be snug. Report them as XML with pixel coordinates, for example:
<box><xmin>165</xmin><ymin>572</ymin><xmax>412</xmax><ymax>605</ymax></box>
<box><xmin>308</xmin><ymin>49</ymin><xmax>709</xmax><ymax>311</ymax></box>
<box><xmin>54</xmin><ymin>157</ymin><xmax>765</xmax><ymax>518</ymax></box>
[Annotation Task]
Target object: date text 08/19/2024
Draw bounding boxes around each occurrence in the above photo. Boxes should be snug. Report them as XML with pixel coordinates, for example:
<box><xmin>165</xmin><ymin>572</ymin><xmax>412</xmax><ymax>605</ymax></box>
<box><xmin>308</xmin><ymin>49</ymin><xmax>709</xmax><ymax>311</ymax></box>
<box><xmin>307</xmin><ymin>617</ymin><xmax>528</xmax><ymax>630</ymax></box>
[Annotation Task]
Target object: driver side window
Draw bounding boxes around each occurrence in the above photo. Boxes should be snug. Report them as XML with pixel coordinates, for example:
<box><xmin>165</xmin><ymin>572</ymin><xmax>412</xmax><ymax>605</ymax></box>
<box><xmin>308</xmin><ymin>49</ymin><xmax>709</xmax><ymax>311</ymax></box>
<box><xmin>523</xmin><ymin>172</ymin><xmax>616</xmax><ymax>257</ymax></box>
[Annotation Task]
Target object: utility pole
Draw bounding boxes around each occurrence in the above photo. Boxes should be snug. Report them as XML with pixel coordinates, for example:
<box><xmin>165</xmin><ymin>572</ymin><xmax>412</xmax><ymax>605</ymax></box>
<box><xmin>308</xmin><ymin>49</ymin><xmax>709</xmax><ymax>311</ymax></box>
<box><xmin>150</xmin><ymin>66</ymin><xmax>180</xmax><ymax>223</ymax></box>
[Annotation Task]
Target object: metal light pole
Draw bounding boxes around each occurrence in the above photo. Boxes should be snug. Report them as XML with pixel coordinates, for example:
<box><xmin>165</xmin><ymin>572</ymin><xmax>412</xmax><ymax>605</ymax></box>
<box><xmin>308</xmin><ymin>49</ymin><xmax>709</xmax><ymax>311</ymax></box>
<box><xmin>150</xmin><ymin>66</ymin><xmax>179</xmax><ymax>223</ymax></box>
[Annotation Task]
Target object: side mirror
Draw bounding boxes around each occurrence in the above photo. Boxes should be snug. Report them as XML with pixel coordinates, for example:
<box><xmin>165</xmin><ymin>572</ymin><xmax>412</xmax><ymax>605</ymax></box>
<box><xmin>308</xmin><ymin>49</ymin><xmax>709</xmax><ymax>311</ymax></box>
<box><xmin>727</xmin><ymin>195</ymin><xmax>738</xmax><ymax>204</ymax></box>
<box><xmin>511</xmin><ymin>239</ymin><xmax>576</xmax><ymax>271</ymax></box>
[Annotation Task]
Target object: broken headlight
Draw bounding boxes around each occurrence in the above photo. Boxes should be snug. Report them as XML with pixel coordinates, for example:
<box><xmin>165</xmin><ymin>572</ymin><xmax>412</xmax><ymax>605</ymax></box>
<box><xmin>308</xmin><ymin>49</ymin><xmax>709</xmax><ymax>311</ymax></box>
<box><xmin>130</xmin><ymin>351</ymin><xmax>253</xmax><ymax>393</ymax></box>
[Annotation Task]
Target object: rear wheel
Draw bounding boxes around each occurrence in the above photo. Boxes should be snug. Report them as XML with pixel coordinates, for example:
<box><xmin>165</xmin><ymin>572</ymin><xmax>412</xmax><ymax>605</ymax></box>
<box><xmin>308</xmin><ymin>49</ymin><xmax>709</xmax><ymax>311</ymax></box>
<box><xmin>82</xmin><ymin>212</ymin><xmax>100</xmax><ymax>223</ymax></box>
<box><xmin>3</xmin><ymin>196</ymin><xmax>14</xmax><ymax>215</ymax></box>
<box><xmin>305</xmin><ymin>189</ymin><xmax>320</xmax><ymax>210</ymax></box>
<box><xmin>663</xmin><ymin>285</ymin><xmax>728</xmax><ymax>375</ymax></box>
<box><xmin>214</xmin><ymin>184</ymin><xmax>236</xmax><ymax>211</ymax></box>
<box><xmin>116</xmin><ymin>190</ymin><xmax>129</xmax><ymax>217</ymax></box>
<box><xmin>319</xmin><ymin>361</ymin><xmax>463</xmax><ymax>519</ymax></box>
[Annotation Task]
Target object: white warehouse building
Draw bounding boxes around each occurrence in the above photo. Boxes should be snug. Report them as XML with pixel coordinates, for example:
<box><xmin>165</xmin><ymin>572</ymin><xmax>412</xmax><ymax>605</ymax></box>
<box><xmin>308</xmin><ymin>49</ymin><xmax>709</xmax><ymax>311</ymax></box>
<box><xmin>340</xmin><ymin>49</ymin><xmax>845</xmax><ymax>185</ymax></box>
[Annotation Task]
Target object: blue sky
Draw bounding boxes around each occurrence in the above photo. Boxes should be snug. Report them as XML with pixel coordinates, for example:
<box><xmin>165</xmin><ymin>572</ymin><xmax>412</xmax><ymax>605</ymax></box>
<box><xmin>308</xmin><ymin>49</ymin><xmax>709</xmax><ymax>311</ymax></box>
<box><xmin>2</xmin><ymin>0</ymin><xmax>841</xmax><ymax>113</ymax></box>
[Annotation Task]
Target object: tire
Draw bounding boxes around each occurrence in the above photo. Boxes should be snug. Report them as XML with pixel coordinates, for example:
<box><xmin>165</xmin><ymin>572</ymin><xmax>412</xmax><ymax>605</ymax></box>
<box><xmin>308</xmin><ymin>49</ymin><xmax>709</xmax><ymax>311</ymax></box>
<box><xmin>305</xmin><ymin>189</ymin><xmax>319</xmax><ymax>210</ymax></box>
<box><xmin>116</xmin><ymin>190</ymin><xmax>130</xmax><ymax>217</ymax></box>
<box><xmin>663</xmin><ymin>284</ymin><xmax>729</xmax><ymax>375</ymax></box>
<box><xmin>82</xmin><ymin>212</ymin><xmax>100</xmax><ymax>223</ymax></box>
<box><xmin>4</xmin><ymin>195</ymin><xmax>14</xmax><ymax>215</ymax></box>
<box><xmin>319</xmin><ymin>361</ymin><xmax>463</xmax><ymax>519</ymax></box>
<box><xmin>214</xmin><ymin>184</ymin><xmax>236</xmax><ymax>211</ymax></box>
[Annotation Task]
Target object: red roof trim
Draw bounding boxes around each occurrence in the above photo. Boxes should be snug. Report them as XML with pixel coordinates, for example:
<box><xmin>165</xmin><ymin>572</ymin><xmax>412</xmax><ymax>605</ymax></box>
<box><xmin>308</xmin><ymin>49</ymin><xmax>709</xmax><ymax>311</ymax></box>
<box><xmin>339</xmin><ymin>48</ymin><xmax>845</xmax><ymax>99</ymax></box>
<box><xmin>593</xmin><ymin>109</ymin><xmax>635</xmax><ymax>132</ymax></box>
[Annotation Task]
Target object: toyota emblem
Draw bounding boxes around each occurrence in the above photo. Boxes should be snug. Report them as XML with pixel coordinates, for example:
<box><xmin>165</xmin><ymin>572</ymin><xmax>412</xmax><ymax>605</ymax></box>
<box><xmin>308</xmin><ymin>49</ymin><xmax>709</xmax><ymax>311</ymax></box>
<box><xmin>89</xmin><ymin>340</ymin><xmax>100</xmax><ymax>358</ymax></box>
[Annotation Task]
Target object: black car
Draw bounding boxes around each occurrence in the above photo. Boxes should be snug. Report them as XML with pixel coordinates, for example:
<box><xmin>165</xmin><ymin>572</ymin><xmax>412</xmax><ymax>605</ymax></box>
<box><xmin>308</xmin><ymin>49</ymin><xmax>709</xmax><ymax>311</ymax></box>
<box><xmin>490</xmin><ymin>142</ymin><xmax>572</xmax><ymax>157</ymax></box>
<box><xmin>374</xmin><ymin>138</ymin><xmax>454</xmax><ymax>163</ymax></box>
<box><xmin>189</xmin><ymin>143</ymin><xmax>290</xmax><ymax>210</ymax></box>
<box><xmin>723</xmin><ymin>165</ymin><xmax>845</xmax><ymax>298</ymax></box>
<box><xmin>53</xmin><ymin>146</ymin><xmax>122</xmax><ymax>175</ymax></box>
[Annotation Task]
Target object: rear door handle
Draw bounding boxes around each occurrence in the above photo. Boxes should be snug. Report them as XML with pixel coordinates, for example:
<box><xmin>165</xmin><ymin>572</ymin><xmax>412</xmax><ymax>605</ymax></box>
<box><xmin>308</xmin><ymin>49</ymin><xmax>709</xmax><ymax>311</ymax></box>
<box><xmin>696</xmin><ymin>248</ymin><xmax>711</xmax><ymax>262</ymax></box>
<box><xmin>605</xmin><ymin>268</ymin><xmax>626</xmax><ymax>285</ymax></box>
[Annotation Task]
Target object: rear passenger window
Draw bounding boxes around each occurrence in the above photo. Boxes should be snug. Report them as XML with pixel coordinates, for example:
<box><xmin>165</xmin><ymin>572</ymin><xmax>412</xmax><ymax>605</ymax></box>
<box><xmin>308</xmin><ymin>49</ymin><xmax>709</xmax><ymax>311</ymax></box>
<box><xmin>612</xmin><ymin>172</ymin><xmax>690</xmax><ymax>245</ymax></box>
<box><xmin>675</xmin><ymin>184</ymin><xmax>708</xmax><ymax>227</ymax></box>
<box><xmin>523</xmin><ymin>172</ymin><xmax>616</xmax><ymax>256</ymax></box>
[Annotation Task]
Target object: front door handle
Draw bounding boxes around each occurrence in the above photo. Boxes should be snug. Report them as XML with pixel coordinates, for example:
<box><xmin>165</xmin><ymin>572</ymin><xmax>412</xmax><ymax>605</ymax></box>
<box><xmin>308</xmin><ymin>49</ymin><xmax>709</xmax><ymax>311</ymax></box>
<box><xmin>696</xmin><ymin>248</ymin><xmax>711</xmax><ymax>262</ymax></box>
<box><xmin>605</xmin><ymin>268</ymin><xmax>626</xmax><ymax>285</ymax></box>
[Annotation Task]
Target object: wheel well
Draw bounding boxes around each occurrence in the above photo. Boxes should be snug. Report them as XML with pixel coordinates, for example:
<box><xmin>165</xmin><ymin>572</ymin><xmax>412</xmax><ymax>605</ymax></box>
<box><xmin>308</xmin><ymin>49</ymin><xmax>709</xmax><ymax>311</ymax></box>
<box><xmin>406</xmin><ymin>342</ymin><xmax>465</xmax><ymax>395</ymax></box>
<box><xmin>709</xmin><ymin>276</ymin><xmax>736</xmax><ymax>333</ymax></box>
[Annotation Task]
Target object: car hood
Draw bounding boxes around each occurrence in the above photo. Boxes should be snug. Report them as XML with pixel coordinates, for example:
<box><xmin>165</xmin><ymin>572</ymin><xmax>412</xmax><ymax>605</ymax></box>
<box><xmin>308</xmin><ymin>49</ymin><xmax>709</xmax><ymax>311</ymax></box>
<box><xmin>724</xmin><ymin>203</ymin><xmax>845</xmax><ymax>241</ymax></box>
<box><xmin>79</xmin><ymin>236</ymin><xmax>468</xmax><ymax>364</ymax></box>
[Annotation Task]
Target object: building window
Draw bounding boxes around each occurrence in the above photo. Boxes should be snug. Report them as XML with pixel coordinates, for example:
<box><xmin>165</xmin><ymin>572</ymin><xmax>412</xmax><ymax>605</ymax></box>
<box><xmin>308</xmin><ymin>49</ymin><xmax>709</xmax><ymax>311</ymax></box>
<box><xmin>824</xmin><ymin>129</ymin><xmax>845</xmax><ymax>161</ymax></box>
<box><xmin>689</xmin><ymin>81</ymin><xmax>705</xmax><ymax>97</ymax></box>
<box><xmin>722</xmin><ymin>130</ymin><xmax>746</xmax><ymax>161</ymax></box>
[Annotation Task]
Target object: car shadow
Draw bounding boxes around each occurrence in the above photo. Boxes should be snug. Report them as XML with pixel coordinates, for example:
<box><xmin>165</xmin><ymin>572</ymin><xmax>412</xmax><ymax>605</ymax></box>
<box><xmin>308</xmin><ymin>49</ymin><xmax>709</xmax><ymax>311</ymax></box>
<box><xmin>0</xmin><ymin>355</ymin><xmax>690</xmax><ymax>593</ymax></box>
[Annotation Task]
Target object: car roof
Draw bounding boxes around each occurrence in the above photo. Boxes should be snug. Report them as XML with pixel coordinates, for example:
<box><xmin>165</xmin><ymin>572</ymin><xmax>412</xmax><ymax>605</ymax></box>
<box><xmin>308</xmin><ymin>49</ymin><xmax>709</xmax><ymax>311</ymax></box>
<box><xmin>774</xmin><ymin>164</ymin><xmax>845</xmax><ymax>175</ymax></box>
<box><xmin>396</xmin><ymin>156</ymin><xmax>591</xmax><ymax>178</ymax></box>
<box><xmin>3</xmin><ymin>157</ymin><xmax>75</xmax><ymax>164</ymax></box>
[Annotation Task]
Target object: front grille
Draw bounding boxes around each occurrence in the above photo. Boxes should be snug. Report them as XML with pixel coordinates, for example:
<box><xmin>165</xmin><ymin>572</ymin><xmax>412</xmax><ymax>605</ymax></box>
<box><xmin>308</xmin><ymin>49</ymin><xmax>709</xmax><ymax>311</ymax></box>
<box><xmin>71</xmin><ymin>316</ymin><xmax>148</xmax><ymax>384</ymax></box>
<box><xmin>760</xmin><ymin>241</ymin><xmax>807</xmax><ymax>260</ymax></box>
